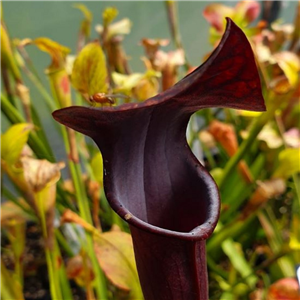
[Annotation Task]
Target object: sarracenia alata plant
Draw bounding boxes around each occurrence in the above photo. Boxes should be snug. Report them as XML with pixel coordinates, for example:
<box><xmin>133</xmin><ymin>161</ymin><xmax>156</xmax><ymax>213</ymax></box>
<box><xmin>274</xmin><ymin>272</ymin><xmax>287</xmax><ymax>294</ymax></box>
<box><xmin>54</xmin><ymin>18</ymin><xmax>265</xmax><ymax>300</ymax></box>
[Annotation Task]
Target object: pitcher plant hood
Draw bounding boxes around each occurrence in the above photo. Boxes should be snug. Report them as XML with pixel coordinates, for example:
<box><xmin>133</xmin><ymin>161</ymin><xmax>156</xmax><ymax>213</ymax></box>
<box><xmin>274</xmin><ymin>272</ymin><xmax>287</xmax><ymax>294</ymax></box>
<box><xmin>53</xmin><ymin>18</ymin><xmax>265</xmax><ymax>300</ymax></box>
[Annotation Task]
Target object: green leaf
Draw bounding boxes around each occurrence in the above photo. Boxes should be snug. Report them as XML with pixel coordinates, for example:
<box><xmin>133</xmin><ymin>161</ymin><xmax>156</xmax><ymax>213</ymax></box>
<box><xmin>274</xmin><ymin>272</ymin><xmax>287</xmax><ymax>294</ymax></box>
<box><xmin>273</xmin><ymin>148</ymin><xmax>300</xmax><ymax>178</ymax></box>
<box><xmin>1</xmin><ymin>23</ymin><xmax>21</xmax><ymax>81</ymax></box>
<box><xmin>220</xmin><ymin>291</ymin><xmax>234</xmax><ymax>300</ymax></box>
<box><xmin>1</xmin><ymin>123</ymin><xmax>33</xmax><ymax>165</ymax></box>
<box><xmin>91</xmin><ymin>152</ymin><xmax>103</xmax><ymax>185</ymax></box>
<box><xmin>6</xmin><ymin>221</ymin><xmax>26</xmax><ymax>268</ymax></box>
<box><xmin>71</xmin><ymin>41</ymin><xmax>108</xmax><ymax>96</ymax></box>
<box><xmin>1</xmin><ymin>260</ymin><xmax>24</xmax><ymax>300</ymax></box>
<box><xmin>273</xmin><ymin>52</ymin><xmax>300</xmax><ymax>87</ymax></box>
<box><xmin>73</xmin><ymin>4</ymin><xmax>92</xmax><ymax>22</ymax></box>
<box><xmin>102</xmin><ymin>7</ymin><xmax>118</xmax><ymax>27</ymax></box>
<box><xmin>112</xmin><ymin>71</ymin><xmax>159</xmax><ymax>100</ymax></box>
<box><xmin>210</xmin><ymin>168</ymin><xmax>224</xmax><ymax>185</ymax></box>
<box><xmin>112</xmin><ymin>72</ymin><xmax>144</xmax><ymax>93</ymax></box>
<box><xmin>222</xmin><ymin>239</ymin><xmax>257</xmax><ymax>289</ymax></box>
<box><xmin>94</xmin><ymin>231</ymin><xmax>143</xmax><ymax>299</ymax></box>
<box><xmin>73</xmin><ymin>4</ymin><xmax>93</xmax><ymax>37</ymax></box>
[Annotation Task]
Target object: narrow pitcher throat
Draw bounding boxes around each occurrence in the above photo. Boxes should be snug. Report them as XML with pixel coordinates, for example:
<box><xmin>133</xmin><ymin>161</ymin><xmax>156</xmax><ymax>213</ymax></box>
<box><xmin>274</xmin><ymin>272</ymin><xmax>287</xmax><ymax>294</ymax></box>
<box><xmin>129</xmin><ymin>224</ymin><xmax>210</xmax><ymax>300</ymax></box>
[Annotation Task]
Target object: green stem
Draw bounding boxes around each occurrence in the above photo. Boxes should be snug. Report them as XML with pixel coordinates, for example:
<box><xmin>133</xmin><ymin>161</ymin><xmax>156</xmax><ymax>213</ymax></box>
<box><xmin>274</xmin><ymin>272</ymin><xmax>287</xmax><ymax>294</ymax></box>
<box><xmin>218</xmin><ymin>91</ymin><xmax>290</xmax><ymax>190</ymax></box>
<box><xmin>1</xmin><ymin>93</ymin><xmax>23</xmax><ymax>124</ymax></box>
<box><xmin>14</xmin><ymin>253</ymin><xmax>23</xmax><ymax>287</ymax></box>
<box><xmin>220</xmin><ymin>153</ymin><xmax>265</xmax><ymax>222</ymax></box>
<box><xmin>203</xmin><ymin>108</ymin><xmax>213</xmax><ymax>125</ymax></box>
<box><xmin>45</xmin><ymin>249</ymin><xmax>61</xmax><ymax>300</ymax></box>
<box><xmin>275</xmin><ymin>113</ymin><xmax>300</xmax><ymax>261</ymax></box>
<box><xmin>38</xmin><ymin>199</ymin><xmax>62</xmax><ymax>300</ymax></box>
<box><xmin>86</xmin><ymin>233</ymin><xmax>108</xmax><ymax>300</ymax></box>
<box><xmin>165</xmin><ymin>1</ymin><xmax>182</xmax><ymax>49</ymax></box>
<box><xmin>55</xmin><ymin>229</ymin><xmax>74</xmax><ymax>257</ymax></box>
<box><xmin>59</xmin><ymin>126</ymin><xmax>92</xmax><ymax>224</ymax></box>
<box><xmin>1</xmin><ymin>186</ymin><xmax>36</xmax><ymax>218</ymax></box>
<box><xmin>1</xmin><ymin>94</ymin><xmax>53</xmax><ymax>161</ymax></box>
<box><xmin>54</xmin><ymin>241</ymin><xmax>74</xmax><ymax>300</ymax></box>
<box><xmin>1</xmin><ymin>67</ymin><xmax>16</xmax><ymax>106</ymax></box>
<box><xmin>75</xmin><ymin>162</ymin><xmax>92</xmax><ymax>223</ymax></box>
<box><xmin>165</xmin><ymin>1</ymin><xmax>190</xmax><ymax>70</ymax></box>
<box><xmin>292</xmin><ymin>173</ymin><xmax>300</xmax><ymax>220</ymax></box>
<box><xmin>73</xmin><ymin>162</ymin><xmax>108</xmax><ymax>299</ymax></box>
<box><xmin>207</xmin><ymin>215</ymin><xmax>256</xmax><ymax>255</ymax></box>
<box><xmin>59</xmin><ymin>126</ymin><xmax>108</xmax><ymax>299</ymax></box>
<box><xmin>202</xmin><ymin>142</ymin><xmax>217</xmax><ymax>169</ymax></box>
<box><xmin>20</xmin><ymin>60</ymin><xmax>58</xmax><ymax>112</ymax></box>
<box><xmin>206</xmin><ymin>254</ymin><xmax>229</xmax><ymax>279</ymax></box>
<box><xmin>30</xmin><ymin>104</ymin><xmax>55</xmax><ymax>159</ymax></box>
<box><xmin>112</xmin><ymin>211</ymin><xmax>125</xmax><ymax>230</ymax></box>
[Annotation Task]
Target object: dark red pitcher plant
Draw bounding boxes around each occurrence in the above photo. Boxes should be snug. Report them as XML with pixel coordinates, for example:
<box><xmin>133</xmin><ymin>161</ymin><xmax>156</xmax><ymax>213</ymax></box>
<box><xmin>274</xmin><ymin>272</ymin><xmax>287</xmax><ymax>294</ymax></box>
<box><xmin>53</xmin><ymin>18</ymin><xmax>265</xmax><ymax>300</ymax></box>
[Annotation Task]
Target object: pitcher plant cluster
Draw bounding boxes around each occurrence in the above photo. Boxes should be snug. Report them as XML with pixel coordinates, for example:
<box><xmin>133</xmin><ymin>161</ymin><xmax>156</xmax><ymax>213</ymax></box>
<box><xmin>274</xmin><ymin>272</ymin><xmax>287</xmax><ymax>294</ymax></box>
<box><xmin>1</xmin><ymin>2</ymin><xmax>300</xmax><ymax>300</ymax></box>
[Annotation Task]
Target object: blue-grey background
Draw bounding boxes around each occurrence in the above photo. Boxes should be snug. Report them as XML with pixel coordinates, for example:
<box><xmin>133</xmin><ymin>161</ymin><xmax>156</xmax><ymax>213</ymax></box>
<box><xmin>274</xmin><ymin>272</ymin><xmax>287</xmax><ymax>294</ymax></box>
<box><xmin>3</xmin><ymin>1</ymin><xmax>297</xmax><ymax>73</ymax></box>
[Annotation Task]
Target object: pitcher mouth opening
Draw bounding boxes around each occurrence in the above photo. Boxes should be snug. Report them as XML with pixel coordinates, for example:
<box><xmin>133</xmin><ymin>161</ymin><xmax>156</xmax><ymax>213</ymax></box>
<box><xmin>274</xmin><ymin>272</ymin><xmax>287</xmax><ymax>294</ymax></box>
<box><xmin>52</xmin><ymin>17</ymin><xmax>263</xmax><ymax>245</ymax></box>
<box><xmin>111</xmin><ymin>205</ymin><xmax>220</xmax><ymax>242</ymax></box>
<box><xmin>105</xmin><ymin>164</ymin><xmax>220</xmax><ymax>241</ymax></box>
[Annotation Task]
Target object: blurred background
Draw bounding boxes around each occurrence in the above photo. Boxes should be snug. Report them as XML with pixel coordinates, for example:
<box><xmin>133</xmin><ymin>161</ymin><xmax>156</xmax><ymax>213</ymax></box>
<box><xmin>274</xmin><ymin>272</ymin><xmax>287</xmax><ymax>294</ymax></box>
<box><xmin>2</xmin><ymin>1</ymin><xmax>297</xmax><ymax>72</ymax></box>
<box><xmin>2</xmin><ymin>1</ymin><xmax>298</xmax><ymax>156</ymax></box>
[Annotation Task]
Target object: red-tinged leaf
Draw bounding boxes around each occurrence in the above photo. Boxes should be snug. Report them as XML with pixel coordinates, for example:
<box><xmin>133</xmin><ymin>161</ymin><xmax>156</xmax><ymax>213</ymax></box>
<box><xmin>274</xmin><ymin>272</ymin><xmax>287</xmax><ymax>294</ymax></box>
<box><xmin>53</xmin><ymin>19</ymin><xmax>265</xmax><ymax>300</ymax></box>
<box><xmin>241</xmin><ymin>178</ymin><xmax>286</xmax><ymax>219</ymax></box>
<box><xmin>49</xmin><ymin>69</ymin><xmax>72</xmax><ymax>107</ymax></box>
<box><xmin>113</xmin><ymin>70</ymin><xmax>160</xmax><ymax>101</ymax></box>
<box><xmin>204</xmin><ymin>1</ymin><xmax>260</xmax><ymax>30</ymax></box>
<box><xmin>234</xmin><ymin>1</ymin><xmax>261</xmax><ymax>27</ymax></box>
<box><xmin>1</xmin><ymin>200</ymin><xmax>32</xmax><ymax>226</ymax></box>
<box><xmin>94</xmin><ymin>231</ymin><xmax>143</xmax><ymax>299</ymax></box>
<box><xmin>208</xmin><ymin>120</ymin><xmax>238</xmax><ymax>156</ymax></box>
<box><xmin>284</xmin><ymin>128</ymin><xmax>300</xmax><ymax>148</ymax></box>
<box><xmin>66</xmin><ymin>253</ymin><xmax>95</xmax><ymax>287</ymax></box>
<box><xmin>21</xmin><ymin>157</ymin><xmax>65</xmax><ymax>194</ymax></box>
<box><xmin>267</xmin><ymin>278</ymin><xmax>300</xmax><ymax>300</ymax></box>
<box><xmin>203</xmin><ymin>4</ymin><xmax>234</xmax><ymax>32</ymax></box>
<box><xmin>204</xmin><ymin>1</ymin><xmax>262</xmax><ymax>45</ymax></box>
<box><xmin>29</xmin><ymin>37</ymin><xmax>70</xmax><ymax>72</ymax></box>
<box><xmin>209</xmin><ymin>120</ymin><xmax>253</xmax><ymax>183</ymax></box>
